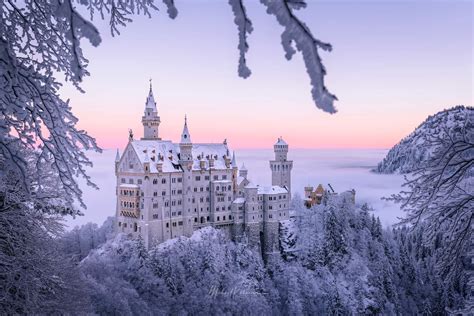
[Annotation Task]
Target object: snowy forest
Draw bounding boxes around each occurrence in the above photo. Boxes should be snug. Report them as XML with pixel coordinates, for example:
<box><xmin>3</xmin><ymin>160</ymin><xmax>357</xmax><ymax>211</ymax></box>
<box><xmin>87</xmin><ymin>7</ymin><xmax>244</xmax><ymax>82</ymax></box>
<box><xmin>0</xmin><ymin>0</ymin><xmax>473</xmax><ymax>314</ymax></box>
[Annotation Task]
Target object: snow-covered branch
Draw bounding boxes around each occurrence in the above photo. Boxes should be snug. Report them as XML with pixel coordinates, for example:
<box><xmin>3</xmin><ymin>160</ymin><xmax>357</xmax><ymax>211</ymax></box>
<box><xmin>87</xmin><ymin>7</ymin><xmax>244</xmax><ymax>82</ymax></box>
<box><xmin>259</xmin><ymin>0</ymin><xmax>337</xmax><ymax>113</ymax></box>
<box><xmin>229</xmin><ymin>0</ymin><xmax>253</xmax><ymax>79</ymax></box>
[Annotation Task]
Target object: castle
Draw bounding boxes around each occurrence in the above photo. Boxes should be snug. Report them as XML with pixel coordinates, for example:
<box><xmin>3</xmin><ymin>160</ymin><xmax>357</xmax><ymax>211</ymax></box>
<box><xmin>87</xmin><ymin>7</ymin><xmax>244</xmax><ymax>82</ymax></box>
<box><xmin>114</xmin><ymin>84</ymin><xmax>293</xmax><ymax>258</ymax></box>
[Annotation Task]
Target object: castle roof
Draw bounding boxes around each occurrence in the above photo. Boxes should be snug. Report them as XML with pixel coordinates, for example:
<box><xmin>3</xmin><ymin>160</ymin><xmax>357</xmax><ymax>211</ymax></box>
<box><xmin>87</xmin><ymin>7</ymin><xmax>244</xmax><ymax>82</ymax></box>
<box><xmin>244</xmin><ymin>183</ymin><xmax>288</xmax><ymax>195</ymax></box>
<box><xmin>145</xmin><ymin>82</ymin><xmax>157</xmax><ymax>111</ymax></box>
<box><xmin>130</xmin><ymin>140</ymin><xmax>230</xmax><ymax>173</ymax></box>
<box><xmin>275</xmin><ymin>137</ymin><xmax>287</xmax><ymax>146</ymax></box>
<box><xmin>180</xmin><ymin>115</ymin><xmax>191</xmax><ymax>144</ymax></box>
<box><xmin>257</xmin><ymin>185</ymin><xmax>289</xmax><ymax>195</ymax></box>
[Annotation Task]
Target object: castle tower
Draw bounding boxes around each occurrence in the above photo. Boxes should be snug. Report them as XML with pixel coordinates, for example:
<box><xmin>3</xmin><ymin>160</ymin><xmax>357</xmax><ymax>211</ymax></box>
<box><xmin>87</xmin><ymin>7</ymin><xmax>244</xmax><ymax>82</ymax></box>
<box><xmin>270</xmin><ymin>137</ymin><xmax>293</xmax><ymax>197</ymax></box>
<box><xmin>141</xmin><ymin>81</ymin><xmax>161</xmax><ymax>140</ymax></box>
<box><xmin>239</xmin><ymin>163</ymin><xmax>248</xmax><ymax>179</ymax></box>
<box><xmin>179</xmin><ymin>115</ymin><xmax>194</xmax><ymax>237</ymax></box>
<box><xmin>231</xmin><ymin>151</ymin><xmax>238</xmax><ymax>193</ymax></box>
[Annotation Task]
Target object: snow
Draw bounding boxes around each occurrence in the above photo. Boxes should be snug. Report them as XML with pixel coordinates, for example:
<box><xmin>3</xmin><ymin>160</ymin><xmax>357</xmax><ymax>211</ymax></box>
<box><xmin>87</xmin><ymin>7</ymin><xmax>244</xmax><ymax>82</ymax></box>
<box><xmin>69</xmin><ymin>148</ymin><xmax>404</xmax><ymax>229</ymax></box>
<box><xmin>129</xmin><ymin>140</ymin><xmax>230</xmax><ymax>173</ymax></box>
<box><xmin>233</xmin><ymin>197</ymin><xmax>246</xmax><ymax>204</ymax></box>
<box><xmin>257</xmin><ymin>185</ymin><xmax>288</xmax><ymax>195</ymax></box>
<box><xmin>275</xmin><ymin>137</ymin><xmax>288</xmax><ymax>146</ymax></box>
<box><xmin>119</xmin><ymin>184</ymin><xmax>138</xmax><ymax>188</ymax></box>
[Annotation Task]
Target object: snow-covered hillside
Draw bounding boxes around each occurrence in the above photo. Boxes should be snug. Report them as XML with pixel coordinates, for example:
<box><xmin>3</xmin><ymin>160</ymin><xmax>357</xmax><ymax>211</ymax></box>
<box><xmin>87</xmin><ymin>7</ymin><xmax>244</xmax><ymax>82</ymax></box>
<box><xmin>375</xmin><ymin>105</ymin><xmax>473</xmax><ymax>174</ymax></box>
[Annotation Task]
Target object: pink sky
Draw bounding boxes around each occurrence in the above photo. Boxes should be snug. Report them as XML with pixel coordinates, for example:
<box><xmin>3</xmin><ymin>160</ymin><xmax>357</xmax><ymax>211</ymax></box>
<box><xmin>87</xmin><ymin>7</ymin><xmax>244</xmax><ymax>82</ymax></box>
<box><xmin>63</xmin><ymin>1</ymin><xmax>472</xmax><ymax>150</ymax></box>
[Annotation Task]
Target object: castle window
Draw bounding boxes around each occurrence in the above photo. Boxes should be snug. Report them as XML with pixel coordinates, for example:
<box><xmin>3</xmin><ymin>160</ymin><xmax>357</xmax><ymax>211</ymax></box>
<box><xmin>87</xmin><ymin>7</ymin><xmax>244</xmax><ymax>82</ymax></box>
<box><xmin>178</xmin><ymin>200</ymin><xmax>182</xmax><ymax>205</ymax></box>
<box><xmin>165</xmin><ymin>201</ymin><xmax>169</xmax><ymax>207</ymax></box>
<box><xmin>166</xmin><ymin>223</ymin><xmax>169</xmax><ymax>228</ymax></box>
<box><xmin>200</xmin><ymin>187</ymin><xmax>203</xmax><ymax>192</ymax></box>
<box><xmin>201</xmin><ymin>217</ymin><xmax>205</xmax><ymax>223</ymax></box>
<box><xmin>154</xmin><ymin>192</ymin><xmax>158</xmax><ymax>197</ymax></box>
<box><xmin>223</xmin><ymin>216</ymin><xmax>226</xmax><ymax>221</ymax></box>
<box><xmin>216</xmin><ymin>186</ymin><xmax>219</xmax><ymax>191</ymax></box>
<box><xmin>121</xmin><ymin>178</ymin><xmax>125</xmax><ymax>183</ymax></box>
<box><xmin>205</xmin><ymin>176</ymin><xmax>210</xmax><ymax>181</ymax></box>
<box><xmin>228</xmin><ymin>185</ymin><xmax>231</xmax><ymax>190</ymax></box>
<box><xmin>177</xmin><ymin>189</ymin><xmax>182</xmax><ymax>194</ymax></box>
<box><xmin>172</xmin><ymin>178</ymin><xmax>176</xmax><ymax>183</ymax></box>
<box><xmin>162</xmin><ymin>179</ymin><xmax>166</xmax><ymax>184</ymax></box>
<box><xmin>134</xmin><ymin>223</ymin><xmax>138</xmax><ymax>232</ymax></box>
<box><xmin>124</xmin><ymin>223</ymin><xmax>127</xmax><ymax>228</ymax></box>
<box><xmin>162</xmin><ymin>191</ymin><xmax>166</xmax><ymax>196</ymax></box>
<box><xmin>178</xmin><ymin>211</ymin><xmax>182</xmax><ymax>215</ymax></box>
<box><xmin>207</xmin><ymin>216</ymin><xmax>210</xmax><ymax>221</ymax></box>
<box><xmin>172</xmin><ymin>190</ymin><xmax>176</xmax><ymax>195</ymax></box>
<box><xmin>216</xmin><ymin>207</ymin><xmax>220</xmax><ymax>211</ymax></box>
<box><xmin>177</xmin><ymin>177</ymin><xmax>182</xmax><ymax>183</ymax></box>
<box><xmin>171</xmin><ymin>200</ymin><xmax>176</xmax><ymax>206</ymax></box>
<box><xmin>172</xmin><ymin>222</ymin><xmax>177</xmax><ymax>227</ymax></box>
<box><xmin>229</xmin><ymin>215</ymin><xmax>232</xmax><ymax>220</ymax></box>
<box><xmin>138</xmin><ymin>179</ymin><xmax>142</xmax><ymax>184</ymax></box>
<box><xmin>153</xmin><ymin>214</ymin><xmax>158</xmax><ymax>219</ymax></box>
<box><xmin>228</xmin><ymin>206</ymin><xmax>231</xmax><ymax>210</ymax></box>
<box><xmin>178</xmin><ymin>221</ymin><xmax>183</xmax><ymax>226</ymax></box>
<box><xmin>217</xmin><ymin>216</ymin><xmax>220</xmax><ymax>221</ymax></box>
<box><xmin>129</xmin><ymin>164</ymin><xmax>134</xmax><ymax>169</ymax></box>
<box><xmin>129</xmin><ymin>179</ymin><xmax>134</xmax><ymax>184</ymax></box>
<box><xmin>269</xmin><ymin>206</ymin><xmax>273</xmax><ymax>210</ymax></box>
<box><xmin>222</xmin><ymin>175</ymin><xmax>227</xmax><ymax>180</ymax></box>
<box><xmin>195</xmin><ymin>176</ymin><xmax>201</xmax><ymax>181</ymax></box>
<box><xmin>213</xmin><ymin>175</ymin><xmax>218</xmax><ymax>180</ymax></box>
<box><xmin>269</xmin><ymin>214</ymin><xmax>273</xmax><ymax>219</ymax></box>
<box><xmin>118</xmin><ymin>222</ymin><xmax>121</xmax><ymax>227</ymax></box>
<box><xmin>206</xmin><ymin>187</ymin><xmax>209</xmax><ymax>191</ymax></box>
<box><xmin>194</xmin><ymin>217</ymin><xmax>198</xmax><ymax>223</ymax></box>
<box><xmin>153</xmin><ymin>179</ymin><xmax>158</xmax><ymax>185</ymax></box>
<box><xmin>194</xmin><ymin>187</ymin><xmax>197</xmax><ymax>192</ymax></box>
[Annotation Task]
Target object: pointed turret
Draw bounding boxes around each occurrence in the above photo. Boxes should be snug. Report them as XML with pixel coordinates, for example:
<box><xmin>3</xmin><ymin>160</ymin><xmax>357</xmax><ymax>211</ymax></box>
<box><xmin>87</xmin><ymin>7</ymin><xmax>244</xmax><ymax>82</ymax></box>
<box><xmin>180</xmin><ymin>115</ymin><xmax>192</xmax><ymax>144</ymax></box>
<box><xmin>239</xmin><ymin>163</ymin><xmax>248</xmax><ymax>179</ymax></box>
<box><xmin>114</xmin><ymin>149</ymin><xmax>120</xmax><ymax>175</ymax></box>
<box><xmin>231</xmin><ymin>151</ymin><xmax>237</xmax><ymax>168</ymax></box>
<box><xmin>145</xmin><ymin>81</ymin><xmax>157</xmax><ymax>112</ymax></box>
<box><xmin>142</xmin><ymin>80</ymin><xmax>161</xmax><ymax>140</ymax></box>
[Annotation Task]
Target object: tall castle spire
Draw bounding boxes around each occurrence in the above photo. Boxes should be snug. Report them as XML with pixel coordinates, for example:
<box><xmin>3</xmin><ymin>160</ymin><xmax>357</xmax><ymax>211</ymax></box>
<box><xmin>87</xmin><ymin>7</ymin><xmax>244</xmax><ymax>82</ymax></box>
<box><xmin>142</xmin><ymin>80</ymin><xmax>161</xmax><ymax>140</ymax></box>
<box><xmin>180</xmin><ymin>115</ymin><xmax>192</xmax><ymax>143</ymax></box>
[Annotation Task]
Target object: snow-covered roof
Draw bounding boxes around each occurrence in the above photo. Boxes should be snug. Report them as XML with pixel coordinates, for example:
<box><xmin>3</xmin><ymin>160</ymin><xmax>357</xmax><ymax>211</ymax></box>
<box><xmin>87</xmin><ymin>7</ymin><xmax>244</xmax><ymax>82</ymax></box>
<box><xmin>257</xmin><ymin>185</ymin><xmax>288</xmax><ymax>195</ymax></box>
<box><xmin>275</xmin><ymin>137</ymin><xmax>287</xmax><ymax>146</ymax></box>
<box><xmin>129</xmin><ymin>140</ymin><xmax>230</xmax><ymax>173</ymax></box>
<box><xmin>244</xmin><ymin>183</ymin><xmax>289</xmax><ymax>195</ymax></box>
<box><xmin>237</xmin><ymin>176</ymin><xmax>247</xmax><ymax>186</ymax></box>
<box><xmin>233</xmin><ymin>197</ymin><xmax>245</xmax><ymax>204</ymax></box>
<box><xmin>119</xmin><ymin>184</ymin><xmax>139</xmax><ymax>188</ymax></box>
<box><xmin>213</xmin><ymin>180</ymin><xmax>231</xmax><ymax>184</ymax></box>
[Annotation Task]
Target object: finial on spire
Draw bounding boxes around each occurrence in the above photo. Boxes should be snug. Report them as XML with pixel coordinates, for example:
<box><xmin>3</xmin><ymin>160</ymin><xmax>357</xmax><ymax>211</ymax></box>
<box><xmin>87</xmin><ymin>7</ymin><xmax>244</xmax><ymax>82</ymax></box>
<box><xmin>149</xmin><ymin>78</ymin><xmax>152</xmax><ymax>92</ymax></box>
<box><xmin>185</xmin><ymin>114</ymin><xmax>187</xmax><ymax>125</ymax></box>
<box><xmin>115</xmin><ymin>149</ymin><xmax>120</xmax><ymax>162</ymax></box>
